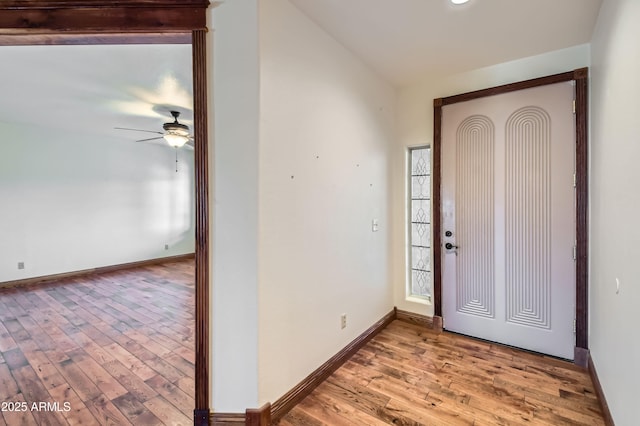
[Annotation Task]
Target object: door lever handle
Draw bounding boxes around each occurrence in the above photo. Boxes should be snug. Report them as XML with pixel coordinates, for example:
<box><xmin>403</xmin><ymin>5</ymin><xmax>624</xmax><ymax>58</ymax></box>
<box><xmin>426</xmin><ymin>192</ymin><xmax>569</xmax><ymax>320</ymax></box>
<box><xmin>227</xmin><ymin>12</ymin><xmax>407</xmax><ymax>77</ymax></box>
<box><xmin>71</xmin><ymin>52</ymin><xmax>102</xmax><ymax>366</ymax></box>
<box><xmin>445</xmin><ymin>242</ymin><xmax>458</xmax><ymax>250</ymax></box>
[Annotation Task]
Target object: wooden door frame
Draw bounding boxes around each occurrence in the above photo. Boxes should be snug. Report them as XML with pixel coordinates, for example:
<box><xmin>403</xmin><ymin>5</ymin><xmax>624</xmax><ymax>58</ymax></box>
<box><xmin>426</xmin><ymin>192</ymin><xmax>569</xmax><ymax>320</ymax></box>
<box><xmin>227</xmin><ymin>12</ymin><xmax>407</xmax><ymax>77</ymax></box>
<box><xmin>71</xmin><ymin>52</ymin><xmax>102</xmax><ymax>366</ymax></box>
<box><xmin>433</xmin><ymin>68</ymin><xmax>589</xmax><ymax>365</ymax></box>
<box><xmin>0</xmin><ymin>1</ymin><xmax>212</xmax><ymax>423</ymax></box>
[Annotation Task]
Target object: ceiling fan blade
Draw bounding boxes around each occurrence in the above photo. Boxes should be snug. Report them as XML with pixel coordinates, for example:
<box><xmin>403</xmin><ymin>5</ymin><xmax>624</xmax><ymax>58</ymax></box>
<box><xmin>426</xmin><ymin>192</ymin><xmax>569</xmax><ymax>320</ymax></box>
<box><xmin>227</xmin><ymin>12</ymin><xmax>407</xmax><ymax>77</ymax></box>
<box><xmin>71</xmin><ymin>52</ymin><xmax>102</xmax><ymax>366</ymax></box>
<box><xmin>136</xmin><ymin>136</ymin><xmax>165</xmax><ymax>142</ymax></box>
<box><xmin>115</xmin><ymin>127</ymin><xmax>164</xmax><ymax>135</ymax></box>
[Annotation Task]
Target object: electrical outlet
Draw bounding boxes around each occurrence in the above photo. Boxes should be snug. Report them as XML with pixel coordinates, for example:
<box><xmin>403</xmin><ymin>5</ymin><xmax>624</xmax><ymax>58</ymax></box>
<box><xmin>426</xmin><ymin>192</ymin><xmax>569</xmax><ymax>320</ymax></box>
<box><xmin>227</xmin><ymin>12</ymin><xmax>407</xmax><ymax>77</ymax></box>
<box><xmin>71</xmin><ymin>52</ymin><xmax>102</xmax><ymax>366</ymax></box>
<box><xmin>340</xmin><ymin>314</ymin><xmax>347</xmax><ymax>329</ymax></box>
<box><xmin>164</xmin><ymin>244</ymin><xmax>169</xmax><ymax>250</ymax></box>
<box><xmin>18</xmin><ymin>262</ymin><xmax>24</xmax><ymax>270</ymax></box>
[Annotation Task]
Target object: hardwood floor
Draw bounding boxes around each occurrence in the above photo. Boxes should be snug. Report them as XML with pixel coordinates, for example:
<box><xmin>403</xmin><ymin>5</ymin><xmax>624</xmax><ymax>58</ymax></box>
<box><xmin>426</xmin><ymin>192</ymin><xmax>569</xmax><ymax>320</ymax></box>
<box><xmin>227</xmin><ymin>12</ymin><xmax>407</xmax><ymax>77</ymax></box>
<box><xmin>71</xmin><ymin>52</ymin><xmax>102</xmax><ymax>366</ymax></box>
<box><xmin>0</xmin><ymin>259</ymin><xmax>195</xmax><ymax>425</ymax></box>
<box><xmin>277</xmin><ymin>320</ymin><xmax>604</xmax><ymax>425</ymax></box>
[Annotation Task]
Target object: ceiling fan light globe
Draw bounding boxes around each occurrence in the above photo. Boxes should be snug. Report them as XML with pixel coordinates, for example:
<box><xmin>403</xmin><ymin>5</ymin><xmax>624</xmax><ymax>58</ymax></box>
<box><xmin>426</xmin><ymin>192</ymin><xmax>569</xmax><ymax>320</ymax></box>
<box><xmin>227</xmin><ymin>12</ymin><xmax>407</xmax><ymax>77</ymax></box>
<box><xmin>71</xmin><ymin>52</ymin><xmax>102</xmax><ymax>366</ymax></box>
<box><xmin>164</xmin><ymin>133</ymin><xmax>189</xmax><ymax>148</ymax></box>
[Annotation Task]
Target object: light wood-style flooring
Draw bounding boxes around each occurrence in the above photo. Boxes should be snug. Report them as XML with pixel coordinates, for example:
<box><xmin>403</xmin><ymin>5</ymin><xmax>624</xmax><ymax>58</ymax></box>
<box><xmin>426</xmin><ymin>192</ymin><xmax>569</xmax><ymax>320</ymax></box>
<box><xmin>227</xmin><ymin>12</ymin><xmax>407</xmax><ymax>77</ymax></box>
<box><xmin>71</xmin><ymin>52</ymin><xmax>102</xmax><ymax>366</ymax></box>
<box><xmin>277</xmin><ymin>320</ymin><xmax>604</xmax><ymax>425</ymax></box>
<box><xmin>0</xmin><ymin>259</ymin><xmax>195</xmax><ymax>425</ymax></box>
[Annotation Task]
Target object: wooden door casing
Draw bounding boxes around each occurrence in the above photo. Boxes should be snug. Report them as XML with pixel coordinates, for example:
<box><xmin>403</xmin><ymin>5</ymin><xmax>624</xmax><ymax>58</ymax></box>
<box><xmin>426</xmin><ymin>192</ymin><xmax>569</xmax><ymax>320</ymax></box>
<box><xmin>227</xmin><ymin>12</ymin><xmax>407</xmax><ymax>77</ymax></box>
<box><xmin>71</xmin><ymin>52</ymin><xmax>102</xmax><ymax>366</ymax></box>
<box><xmin>433</xmin><ymin>68</ymin><xmax>589</xmax><ymax>365</ymax></box>
<box><xmin>0</xmin><ymin>1</ymin><xmax>211</xmax><ymax>423</ymax></box>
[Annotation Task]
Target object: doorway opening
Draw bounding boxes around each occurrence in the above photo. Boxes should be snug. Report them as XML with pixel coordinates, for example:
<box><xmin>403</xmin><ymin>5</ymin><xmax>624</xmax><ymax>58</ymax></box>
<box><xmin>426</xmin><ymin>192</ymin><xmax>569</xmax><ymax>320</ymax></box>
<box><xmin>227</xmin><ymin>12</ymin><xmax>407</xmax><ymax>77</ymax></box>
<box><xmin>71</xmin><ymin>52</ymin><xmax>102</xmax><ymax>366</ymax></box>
<box><xmin>0</xmin><ymin>1</ymin><xmax>211</xmax><ymax>423</ymax></box>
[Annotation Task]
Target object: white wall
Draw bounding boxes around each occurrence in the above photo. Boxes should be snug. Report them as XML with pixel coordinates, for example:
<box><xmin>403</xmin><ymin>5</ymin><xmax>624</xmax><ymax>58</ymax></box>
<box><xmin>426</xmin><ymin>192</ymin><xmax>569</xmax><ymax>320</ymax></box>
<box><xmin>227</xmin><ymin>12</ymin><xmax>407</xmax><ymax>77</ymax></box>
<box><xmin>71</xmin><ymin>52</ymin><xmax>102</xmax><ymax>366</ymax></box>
<box><xmin>393</xmin><ymin>45</ymin><xmax>591</xmax><ymax>316</ymax></box>
<box><xmin>0</xmin><ymin>45</ymin><xmax>195</xmax><ymax>283</ymax></box>
<box><xmin>210</xmin><ymin>0</ymin><xmax>261</xmax><ymax>412</ymax></box>
<box><xmin>258</xmin><ymin>0</ymin><xmax>396</xmax><ymax>405</ymax></box>
<box><xmin>589</xmin><ymin>0</ymin><xmax>640</xmax><ymax>424</ymax></box>
<box><xmin>0</xmin><ymin>126</ymin><xmax>193</xmax><ymax>284</ymax></box>
<box><xmin>211</xmin><ymin>0</ymin><xmax>599</xmax><ymax>412</ymax></box>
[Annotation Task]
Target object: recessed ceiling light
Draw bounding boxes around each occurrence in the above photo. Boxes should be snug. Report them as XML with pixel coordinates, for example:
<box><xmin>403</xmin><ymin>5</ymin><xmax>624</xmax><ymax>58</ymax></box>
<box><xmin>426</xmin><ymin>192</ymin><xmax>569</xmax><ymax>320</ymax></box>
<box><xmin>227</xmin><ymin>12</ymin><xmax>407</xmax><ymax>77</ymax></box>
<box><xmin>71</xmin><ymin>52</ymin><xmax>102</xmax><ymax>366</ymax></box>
<box><xmin>451</xmin><ymin>0</ymin><xmax>470</xmax><ymax>4</ymax></box>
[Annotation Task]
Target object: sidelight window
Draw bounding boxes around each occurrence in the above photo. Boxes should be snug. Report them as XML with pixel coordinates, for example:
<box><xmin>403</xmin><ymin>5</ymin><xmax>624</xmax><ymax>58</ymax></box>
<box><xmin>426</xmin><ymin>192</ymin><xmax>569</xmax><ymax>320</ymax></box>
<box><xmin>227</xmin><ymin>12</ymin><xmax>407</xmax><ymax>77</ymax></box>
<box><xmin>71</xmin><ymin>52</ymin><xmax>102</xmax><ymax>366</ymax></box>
<box><xmin>408</xmin><ymin>146</ymin><xmax>431</xmax><ymax>300</ymax></box>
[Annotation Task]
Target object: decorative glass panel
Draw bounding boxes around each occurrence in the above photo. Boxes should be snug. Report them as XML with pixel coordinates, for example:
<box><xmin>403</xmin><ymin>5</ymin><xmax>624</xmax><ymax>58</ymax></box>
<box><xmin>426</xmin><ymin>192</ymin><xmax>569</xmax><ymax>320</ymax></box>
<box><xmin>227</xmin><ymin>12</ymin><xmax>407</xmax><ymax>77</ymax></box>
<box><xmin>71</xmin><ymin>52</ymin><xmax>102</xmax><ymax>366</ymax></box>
<box><xmin>411</xmin><ymin>270</ymin><xmax>431</xmax><ymax>299</ymax></box>
<box><xmin>411</xmin><ymin>246</ymin><xmax>431</xmax><ymax>273</ymax></box>
<box><xmin>411</xmin><ymin>175</ymin><xmax>431</xmax><ymax>199</ymax></box>
<box><xmin>409</xmin><ymin>147</ymin><xmax>431</xmax><ymax>299</ymax></box>
<box><xmin>411</xmin><ymin>199</ymin><xmax>430</xmax><ymax>224</ymax></box>
<box><xmin>411</xmin><ymin>223</ymin><xmax>430</xmax><ymax>248</ymax></box>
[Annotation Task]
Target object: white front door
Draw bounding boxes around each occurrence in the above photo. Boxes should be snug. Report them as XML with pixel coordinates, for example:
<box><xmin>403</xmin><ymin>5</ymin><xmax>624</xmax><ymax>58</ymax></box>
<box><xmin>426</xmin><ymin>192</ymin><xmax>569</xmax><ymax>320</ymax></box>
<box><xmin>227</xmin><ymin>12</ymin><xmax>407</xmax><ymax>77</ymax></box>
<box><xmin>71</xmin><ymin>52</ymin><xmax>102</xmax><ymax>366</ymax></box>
<box><xmin>441</xmin><ymin>82</ymin><xmax>576</xmax><ymax>360</ymax></box>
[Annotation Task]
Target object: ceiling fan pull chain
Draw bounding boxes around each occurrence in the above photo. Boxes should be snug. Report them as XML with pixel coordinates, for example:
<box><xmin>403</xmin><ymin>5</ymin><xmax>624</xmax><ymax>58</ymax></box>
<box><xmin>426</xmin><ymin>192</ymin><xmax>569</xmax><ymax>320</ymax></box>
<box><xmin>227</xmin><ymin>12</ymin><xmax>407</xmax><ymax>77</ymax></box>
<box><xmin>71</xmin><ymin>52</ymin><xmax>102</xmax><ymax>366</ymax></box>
<box><xmin>176</xmin><ymin>147</ymin><xmax>179</xmax><ymax>172</ymax></box>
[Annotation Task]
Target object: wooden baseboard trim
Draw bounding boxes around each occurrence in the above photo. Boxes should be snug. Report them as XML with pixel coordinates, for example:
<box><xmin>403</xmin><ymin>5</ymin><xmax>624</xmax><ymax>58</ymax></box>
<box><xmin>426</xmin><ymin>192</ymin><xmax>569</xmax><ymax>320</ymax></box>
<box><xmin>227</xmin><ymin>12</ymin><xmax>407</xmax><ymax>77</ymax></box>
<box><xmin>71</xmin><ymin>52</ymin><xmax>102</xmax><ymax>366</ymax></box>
<box><xmin>246</xmin><ymin>403</ymin><xmax>271</xmax><ymax>426</ymax></box>
<box><xmin>588</xmin><ymin>353</ymin><xmax>615</xmax><ymax>426</ymax></box>
<box><xmin>395</xmin><ymin>309</ymin><xmax>433</xmax><ymax>328</ymax></box>
<box><xmin>270</xmin><ymin>309</ymin><xmax>396</xmax><ymax>421</ymax></box>
<box><xmin>210</xmin><ymin>403</ymin><xmax>272</xmax><ymax>426</ymax></box>
<box><xmin>394</xmin><ymin>309</ymin><xmax>442</xmax><ymax>333</ymax></box>
<box><xmin>210</xmin><ymin>412</ymin><xmax>245</xmax><ymax>425</ymax></box>
<box><xmin>0</xmin><ymin>253</ymin><xmax>195</xmax><ymax>289</ymax></box>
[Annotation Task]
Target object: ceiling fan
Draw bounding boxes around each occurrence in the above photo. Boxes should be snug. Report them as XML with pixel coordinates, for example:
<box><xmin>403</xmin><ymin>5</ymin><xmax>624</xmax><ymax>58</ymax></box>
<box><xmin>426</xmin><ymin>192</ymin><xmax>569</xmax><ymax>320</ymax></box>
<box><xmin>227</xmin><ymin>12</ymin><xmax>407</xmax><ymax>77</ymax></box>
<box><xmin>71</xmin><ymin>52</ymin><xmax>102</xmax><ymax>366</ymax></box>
<box><xmin>115</xmin><ymin>110</ymin><xmax>193</xmax><ymax>148</ymax></box>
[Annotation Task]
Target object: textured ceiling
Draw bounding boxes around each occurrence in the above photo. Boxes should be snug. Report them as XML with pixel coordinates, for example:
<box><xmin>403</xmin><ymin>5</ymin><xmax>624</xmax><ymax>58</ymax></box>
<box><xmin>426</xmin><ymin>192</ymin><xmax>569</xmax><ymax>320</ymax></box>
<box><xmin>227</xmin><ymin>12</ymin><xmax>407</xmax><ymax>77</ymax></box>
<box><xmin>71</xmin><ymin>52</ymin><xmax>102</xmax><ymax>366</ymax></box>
<box><xmin>289</xmin><ymin>0</ymin><xmax>603</xmax><ymax>86</ymax></box>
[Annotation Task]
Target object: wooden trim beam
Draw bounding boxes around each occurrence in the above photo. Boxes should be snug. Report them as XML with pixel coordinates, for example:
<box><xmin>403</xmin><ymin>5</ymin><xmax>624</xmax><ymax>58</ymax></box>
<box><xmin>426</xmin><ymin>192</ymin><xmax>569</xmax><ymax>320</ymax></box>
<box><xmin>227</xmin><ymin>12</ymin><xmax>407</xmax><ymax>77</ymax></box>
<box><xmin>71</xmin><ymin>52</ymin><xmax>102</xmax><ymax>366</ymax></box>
<box><xmin>574</xmin><ymin>68</ymin><xmax>589</xmax><ymax>351</ymax></box>
<box><xmin>192</xmin><ymin>27</ymin><xmax>211</xmax><ymax>424</ymax></box>
<box><xmin>0</xmin><ymin>0</ymin><xmax>207</xmax><ymax>7</ymax></box>
<box><xmin>433</xmin><ymin>98</ymin><xmax>443</xmax><ymax>318</ymax></box>
<box><xmin>440</xmin><ymin>70</ymin><xmax>576</xmax><ymax>106</ymax></box>
<box><xmin>0</xmin><ymin>32</ymin><xmax>192</xmax><ymax>45</ymax></box>
<box><xmin>0</xmin><ymin>1</ymin><xmax>208</xmax><ymax>34</ymax></box>
<box><xmin>0</xmin><ymin>9</ymin><xmax>207</xmax><ymax>34</ymax></box>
